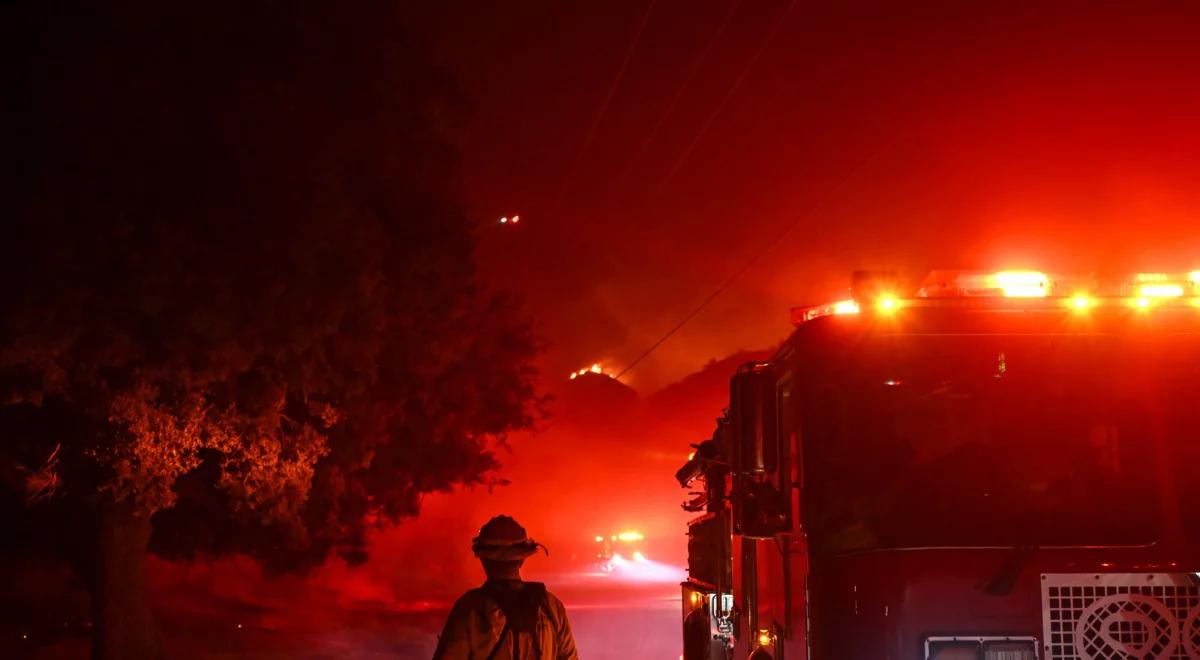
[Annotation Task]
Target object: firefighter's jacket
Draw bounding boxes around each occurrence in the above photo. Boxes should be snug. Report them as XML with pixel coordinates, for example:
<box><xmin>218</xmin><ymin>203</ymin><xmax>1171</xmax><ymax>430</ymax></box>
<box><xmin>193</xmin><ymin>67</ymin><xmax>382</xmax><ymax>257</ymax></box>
<box><xmin>433</xmin><ymin>580</ymin><xmax>579</xmax><ymax>660</ymax></box>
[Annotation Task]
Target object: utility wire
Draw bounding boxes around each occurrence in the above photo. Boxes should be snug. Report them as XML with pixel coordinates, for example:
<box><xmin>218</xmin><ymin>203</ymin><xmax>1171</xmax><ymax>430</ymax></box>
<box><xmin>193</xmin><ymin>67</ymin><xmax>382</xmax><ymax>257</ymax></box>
<box><xmin>610</xmin><ymin>0</ymin><xmax>744</xmax><ymax>195</ymax></box>
<box><xmin>601</xmin><ymin>0</ymin><xmax>795</xmax><ymax>255</ymax></box>
<box><xmin>555</xmin><ymin>0</ymin><xmax>659</xmax><ymax>205</ymax></box>
<box><xmin>615</xmin><ymin>134</ymin><xmax>898</xmax><ymax>380</ymax></box>
<box><xmin>653</xmin><ymin>0</ymin><xmax>796</xmax><ymax>194</ymax></box>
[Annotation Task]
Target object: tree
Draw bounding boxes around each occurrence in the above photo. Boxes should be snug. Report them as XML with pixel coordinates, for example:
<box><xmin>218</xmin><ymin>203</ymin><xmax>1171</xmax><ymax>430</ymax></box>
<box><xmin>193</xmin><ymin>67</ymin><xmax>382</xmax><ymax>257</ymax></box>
<box><xmin>3</xmin><ymin>2</ymin><xmax>542</xmax><ymax>657</ymax></box>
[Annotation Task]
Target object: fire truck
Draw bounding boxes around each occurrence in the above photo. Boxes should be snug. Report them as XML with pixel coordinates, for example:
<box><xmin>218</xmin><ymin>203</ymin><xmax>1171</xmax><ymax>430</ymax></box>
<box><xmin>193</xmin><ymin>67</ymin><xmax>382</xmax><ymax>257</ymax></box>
<box><xmin>675</xmin><ymin>270</ymin><xmax>1200</xmax><ymax>660</ymax></box>
<box><xmin>593</xmin><ymin>530</ymin><xmax>648</xmax><ymax>570</ymax></box>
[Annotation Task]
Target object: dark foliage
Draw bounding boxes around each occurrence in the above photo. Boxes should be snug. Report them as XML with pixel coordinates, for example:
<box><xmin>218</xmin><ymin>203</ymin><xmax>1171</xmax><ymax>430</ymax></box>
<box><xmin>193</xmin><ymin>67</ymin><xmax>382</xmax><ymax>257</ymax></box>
<box><xmin>3</xmin><ymin>0</ymin><xmax>542</xmax><ymax>571</ymax></box>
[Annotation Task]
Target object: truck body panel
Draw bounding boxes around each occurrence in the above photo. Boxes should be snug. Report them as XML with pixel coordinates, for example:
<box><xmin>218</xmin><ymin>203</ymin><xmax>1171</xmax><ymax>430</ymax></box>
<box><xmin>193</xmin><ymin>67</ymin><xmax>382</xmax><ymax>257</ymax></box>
<box><xmin>677</xmin><ymin>276</ymin><xmax>1200</xmax><ymax>660</ymax></box>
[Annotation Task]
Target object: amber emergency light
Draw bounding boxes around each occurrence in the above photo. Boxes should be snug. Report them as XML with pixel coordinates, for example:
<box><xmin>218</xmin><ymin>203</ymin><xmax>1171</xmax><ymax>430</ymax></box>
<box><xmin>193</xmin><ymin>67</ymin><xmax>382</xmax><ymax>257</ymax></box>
<box><xmin>790</xmin><ymin>269</ymin><xmax>1200</xmax><ymax>326</ymax></box>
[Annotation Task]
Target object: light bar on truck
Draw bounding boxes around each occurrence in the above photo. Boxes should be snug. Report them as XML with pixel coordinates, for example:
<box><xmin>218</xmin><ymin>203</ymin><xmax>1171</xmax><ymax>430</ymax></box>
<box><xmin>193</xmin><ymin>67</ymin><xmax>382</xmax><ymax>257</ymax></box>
<box><xmin>918</xmin><ymin>270</ymin><xmax>1054</xmax><ymax>298</ymax></box>
<box><xmin>791</xmin><ymin>268</ymin><xmax>1200</xmax><ymax>326</ymax></box>
<box><xmin>790</xmin><ymin>299</ymin><xmax>860</xmax><ymax>325</ymax></box>
<box><xmin>877</xmin><ymin>294</ymin><xmax>899</xmax><ymax>313</ymax></box>
<box><xmin>1122</xmin><ymin>271</ymin><xmax>1198</xmax><ymax>308</ymax></box>
<box><xmin>1131</xmin><ymin>272</ymin><xmax>1187</xmax><ymax>298</ymax></box>
<box><xmin>992</xmin><ymin>270</ymin><xmax>1051</xmax><ymax>297</ymax></box>
<box><xmin>831</xmin><ymin>299</ymin><xmax>860</xmax><ymax>314</ymax></box>
<box><xmin>1138</xmin><ymin>283</ymin><xmax>1185</xmax><ymax>298</ymax></box>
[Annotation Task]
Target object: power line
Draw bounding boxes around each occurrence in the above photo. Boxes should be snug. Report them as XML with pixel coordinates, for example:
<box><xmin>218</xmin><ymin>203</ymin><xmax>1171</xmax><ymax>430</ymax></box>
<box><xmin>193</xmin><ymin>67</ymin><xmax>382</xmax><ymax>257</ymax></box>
<box><xmin>653</xmin><ymin>0</ymin><xmax>796</xmax><ymax>194</ymax></box>
<box><xmin>555</xmin><ymin>0</ymin><xmax>659</xmax><ymax>205</ymax></box>
<box><xmin>610</xmin><ymin>0</ymin><xmax>744</xmax><ymax>195</ymax></box>
<box><xmin>603</xmin><ymin>0</ymin><xmax>794</xmax><ymax>254</ymax></box>
<box><xmin>615</xmin><ymin>135</ymin><xmax>897</xmax><ymax>380</ymax></box>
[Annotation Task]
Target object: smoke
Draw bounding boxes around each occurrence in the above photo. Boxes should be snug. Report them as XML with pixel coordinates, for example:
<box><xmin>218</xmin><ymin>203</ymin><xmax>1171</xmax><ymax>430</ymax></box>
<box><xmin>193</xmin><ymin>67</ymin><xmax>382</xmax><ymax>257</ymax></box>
<box><xmin>20</xmin><ymin>4</ymin><xmax>1200</xmax><ymax>657</ymax></box>
<box><xmin>84</xmin><ymin>350</ymin><xmax>762</xmax><ymax>659</ymax></box>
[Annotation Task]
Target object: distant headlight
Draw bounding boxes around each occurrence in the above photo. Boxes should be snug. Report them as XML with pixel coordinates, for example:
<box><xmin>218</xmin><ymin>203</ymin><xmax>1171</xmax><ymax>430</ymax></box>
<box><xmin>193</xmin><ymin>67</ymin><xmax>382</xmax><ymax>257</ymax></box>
<box><xmin>925</xmin><ymin>636</ymin><xmax>1038</xmax><ymax>660</ymax></box>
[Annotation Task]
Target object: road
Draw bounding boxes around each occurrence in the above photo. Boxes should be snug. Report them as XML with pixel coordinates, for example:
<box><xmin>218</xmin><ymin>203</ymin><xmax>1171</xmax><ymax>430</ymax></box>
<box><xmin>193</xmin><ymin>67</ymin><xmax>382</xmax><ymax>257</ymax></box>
<box><xmin>12</xmin><ymin>556</ymin><xmax>685</xmax><ymax>659</ymax></box>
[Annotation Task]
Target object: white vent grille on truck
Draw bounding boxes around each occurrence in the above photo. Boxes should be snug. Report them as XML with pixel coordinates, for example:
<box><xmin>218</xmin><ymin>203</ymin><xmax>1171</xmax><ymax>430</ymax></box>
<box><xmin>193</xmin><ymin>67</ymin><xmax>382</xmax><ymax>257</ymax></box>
<box><xmin>1041</xmin><ymin>573</ymin><xmax>1200</xmax><ymax>659</ymax></box>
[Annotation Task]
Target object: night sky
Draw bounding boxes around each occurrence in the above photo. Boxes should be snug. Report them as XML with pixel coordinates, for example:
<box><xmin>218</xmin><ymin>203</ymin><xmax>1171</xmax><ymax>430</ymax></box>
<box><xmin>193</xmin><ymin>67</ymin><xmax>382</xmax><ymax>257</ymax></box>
<box><xmin>394</xmin><ymin>4</ymin><xmax>1200</xmax><ymax>654</ymax></box>
<box><xmin>411</xmin><ymin>0</ymin><xmax>1200</xmax><ymax>391</ymax></box>
<box><xmin>8</xmin><ymin>2</ymin><xmax>1200</xmax><ymax>658</ymax></box>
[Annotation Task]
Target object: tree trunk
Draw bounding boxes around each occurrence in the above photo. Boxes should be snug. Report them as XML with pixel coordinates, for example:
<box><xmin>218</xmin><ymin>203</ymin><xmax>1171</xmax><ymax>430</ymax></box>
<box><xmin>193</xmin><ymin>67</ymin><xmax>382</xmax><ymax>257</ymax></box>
<box><xmin>88</xmin><ymin>499</ymin><xmax>165</xmax><ymax>660</ymax></box>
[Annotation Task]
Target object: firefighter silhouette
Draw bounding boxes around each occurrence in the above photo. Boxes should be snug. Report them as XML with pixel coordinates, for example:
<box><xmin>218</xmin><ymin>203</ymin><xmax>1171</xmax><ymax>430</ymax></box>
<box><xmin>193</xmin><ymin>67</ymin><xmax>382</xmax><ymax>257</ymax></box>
<box><xmin>433</xmin><ymin>515</ymin><xmax>578</xmax><ymax>660</ymax></box>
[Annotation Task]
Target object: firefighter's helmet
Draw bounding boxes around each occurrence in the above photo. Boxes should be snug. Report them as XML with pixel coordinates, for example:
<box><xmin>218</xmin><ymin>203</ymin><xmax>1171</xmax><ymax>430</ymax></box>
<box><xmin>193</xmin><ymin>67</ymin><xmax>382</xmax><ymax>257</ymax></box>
<box><xmin>472</xmin><ymin>515</ymin><xmax>548</xmax><ymax>561</ymax></box>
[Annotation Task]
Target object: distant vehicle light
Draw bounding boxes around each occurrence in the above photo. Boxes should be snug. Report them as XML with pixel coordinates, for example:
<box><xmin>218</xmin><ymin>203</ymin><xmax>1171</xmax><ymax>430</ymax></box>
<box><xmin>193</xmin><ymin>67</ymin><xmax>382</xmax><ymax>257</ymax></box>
<box><xmin>617</xmin><ymin>531</ymin><xmax>644</xmax><ymax>542</ymax></box>
<box><xmin>1071</xmin><ymin>294</ymin><xmax>1094</xmax><ymax>311</ymax></box>
<box><xmin>877</xmin><ymin>295</ymin><xmax>899</xmax><ymax>312</ymax></box>
<box><xmin>499</xmin><ymin>216</ymin><xmax>508</xmax><ymax>224</ymax></box>
<box><xmin>1135</xmin><ymin>297</ymin><xmax>1152</xmax><ymax>309</ymax></box>
<box><xmin>1138</xmin><ymin>283</ymin><xmax>1185</xmax><ymax>298</ymax></box>
<box><xmin>594</xmin><ymin>535</ymin><xmax>604</xmax><ymax>543</ymax></box>
<box><xmin>510</xmin><ymin>215</ymin><xmax>520</xmax><ymax>224</ymax></box>
<box><xmin>993</xmin><ymin>270</ymin><xmax>1050</xmax><ymax>298</ymax></box>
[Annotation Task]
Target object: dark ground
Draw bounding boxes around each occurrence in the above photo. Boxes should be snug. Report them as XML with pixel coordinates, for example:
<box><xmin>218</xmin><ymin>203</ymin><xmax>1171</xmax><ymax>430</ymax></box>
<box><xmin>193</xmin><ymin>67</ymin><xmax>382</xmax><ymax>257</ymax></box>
<box><xmin>5</xmin><ymin>560</ymin><xmax>682</xmax><ymax>659</ymax></box>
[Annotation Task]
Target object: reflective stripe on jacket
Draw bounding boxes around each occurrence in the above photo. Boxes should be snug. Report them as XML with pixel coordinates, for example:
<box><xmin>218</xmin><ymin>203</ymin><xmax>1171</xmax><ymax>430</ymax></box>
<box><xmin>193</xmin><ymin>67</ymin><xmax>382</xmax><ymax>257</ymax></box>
<box><xmin>432</xmin><ymin>583</ymin><xmax>579</xmax><ymax>660</ymax></box>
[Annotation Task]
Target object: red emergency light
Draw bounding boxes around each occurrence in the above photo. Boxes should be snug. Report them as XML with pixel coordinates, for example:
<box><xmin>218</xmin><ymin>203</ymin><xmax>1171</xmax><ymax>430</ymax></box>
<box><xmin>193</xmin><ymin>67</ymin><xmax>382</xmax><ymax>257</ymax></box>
<box><xmin>790</xmin><ymin>268</ymin><xmax>1200</xmax><ymax>326</ymax></box>
<box><xmin>918</xmin><ymin>269</ymin><xmax>1054</xmax><ymax>298</ymax></box>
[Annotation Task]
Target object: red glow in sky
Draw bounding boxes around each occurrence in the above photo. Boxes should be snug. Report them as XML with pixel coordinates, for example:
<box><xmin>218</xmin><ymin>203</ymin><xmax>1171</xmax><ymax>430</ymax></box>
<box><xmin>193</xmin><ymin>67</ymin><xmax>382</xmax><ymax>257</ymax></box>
<box><xmin>406</xmin><ymin>1</ymin><xmax>1200</xmax><ymax>392</ymax></box>
<box><xmin>385</xmin><ymin>9</ymin><xmax>1200</xmax><ymax>654</ymax></box>
<box><xmin>28</xmin><ymin>4</ymin><xmax>1200</xmax><ymax>658</ymax></box>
